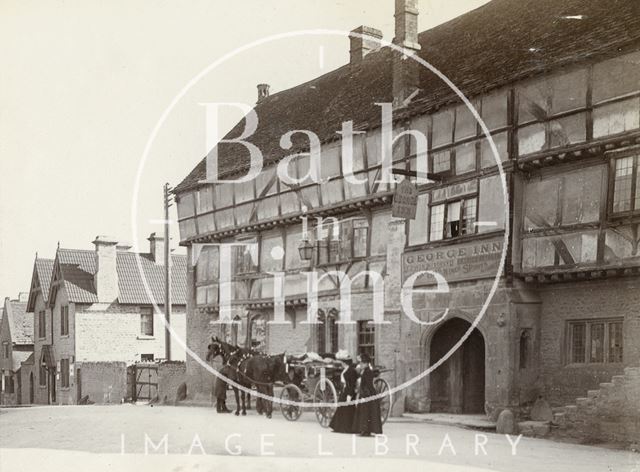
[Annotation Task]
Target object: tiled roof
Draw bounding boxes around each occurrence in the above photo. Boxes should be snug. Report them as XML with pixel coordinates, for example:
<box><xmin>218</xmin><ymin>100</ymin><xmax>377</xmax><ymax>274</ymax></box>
<box><xmin>5</xmin><ymin>299</ymin><xmax>33</xmax><ymax>345</ymax></box>
<box><xmin>175</xmin><ymin>0</ymin><xmax>640</xmax><ymax>192</ymax></box>
<box><xmin>116</xmin><ymin>251</ymin><xmax>187</xmax><ymax>305</ymax></box>
<box><xmin>21</xmin><ymin>352</ymin><xmax>35</xmax><ymax>366</ymax></box>
<box><xmin>35</xmin><ymin>258</ymin><xmax>54</xmax><ymax>302</ymax></box>
<box><xmin>54</xmin><ymin>248</ymin><xmax>187</xmax><ymax>305</ymax></box>
<box><xmin>12</xmin><ymin>350</ymin><xmax>33</xmax><ymax>371</ymax></box>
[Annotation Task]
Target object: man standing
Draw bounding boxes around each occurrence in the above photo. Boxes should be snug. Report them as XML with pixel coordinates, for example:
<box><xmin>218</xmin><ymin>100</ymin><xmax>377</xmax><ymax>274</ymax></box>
<box><xmin>213</xmin><ymin>366</ymin><xmax>232</xmax><ymax>413</ymax></box>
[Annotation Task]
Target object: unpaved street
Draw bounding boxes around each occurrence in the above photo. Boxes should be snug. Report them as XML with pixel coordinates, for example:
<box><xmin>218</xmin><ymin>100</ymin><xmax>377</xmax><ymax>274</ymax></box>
<box><xmin>0</xmin><ymin>405</ymin><xmax>637</xmax><ymax>472</ymax></box>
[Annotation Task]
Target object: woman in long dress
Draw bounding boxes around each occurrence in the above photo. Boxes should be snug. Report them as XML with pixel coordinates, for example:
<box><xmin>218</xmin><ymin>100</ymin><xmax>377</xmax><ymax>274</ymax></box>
<box><xmin>329</xmin><ymin>357</ymin><xmax>358</xmax><ymax>433</ymax></box>
<box><xmin>352</xmin><ymin>353</ymin><xmax>383</xmax><ymax>436</ymax></box>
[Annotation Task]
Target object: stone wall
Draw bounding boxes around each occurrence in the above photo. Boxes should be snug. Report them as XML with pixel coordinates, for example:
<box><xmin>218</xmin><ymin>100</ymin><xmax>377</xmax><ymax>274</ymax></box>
<box><xmin>551</xmin><ymin>367</ymin><xmax>640</xmax><ymax>446</ymax></box>
<box><xmin>157</xmin><ymin>361</ymin><xmax>187</xmax><ymax>404</ymax></box>
<box><xmin>537</xmin><ymin>277</ymin><xmax>640</xmax><ymax>406</ymax></box>
<box><xmin>77</xmin><ymin>361</ymin><xmax>127</xmax><ymax>404</ymax></box>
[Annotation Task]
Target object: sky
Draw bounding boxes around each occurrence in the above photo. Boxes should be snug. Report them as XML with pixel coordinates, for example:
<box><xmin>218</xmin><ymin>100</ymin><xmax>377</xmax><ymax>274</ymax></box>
<box><xmin>0</xmin><ymin>0</ymin><xmax>490</xmax><ymax>299</ymax></box>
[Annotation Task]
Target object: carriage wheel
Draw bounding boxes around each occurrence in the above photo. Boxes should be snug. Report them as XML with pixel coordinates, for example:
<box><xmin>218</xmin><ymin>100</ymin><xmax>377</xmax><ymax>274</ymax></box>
<box><xmin>279</xmin><ymin>384</ymin><xmax>303</xmax><ymax>421</ymax></box>
<box><xmin>313</xmin><ymin>377</ymin><xmax>337</xmax><ymax>428</ymax></box>
<box><xmin>374</xmin><ymin>378</ymin><xmax>392</xmax><ymax>424</ymax></box>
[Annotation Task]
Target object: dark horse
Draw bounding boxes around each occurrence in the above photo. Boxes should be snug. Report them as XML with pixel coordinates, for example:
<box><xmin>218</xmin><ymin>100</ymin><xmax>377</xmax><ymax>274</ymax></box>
<box><xmin>207</xmin><ymin>337</ymin><xmax>288</xmax><ymax>418</ymax></box>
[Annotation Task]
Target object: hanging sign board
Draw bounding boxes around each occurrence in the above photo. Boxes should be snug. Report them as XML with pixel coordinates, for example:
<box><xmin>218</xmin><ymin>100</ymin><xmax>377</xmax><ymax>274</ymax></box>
<box><xmin>392</xmin><ymin>179</ymin><xmax>418</xmax><ymax>219</ymax></box>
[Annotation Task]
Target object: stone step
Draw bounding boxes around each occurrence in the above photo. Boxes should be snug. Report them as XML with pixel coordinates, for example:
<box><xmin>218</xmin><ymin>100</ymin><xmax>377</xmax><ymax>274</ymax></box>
<box><xmin>587</xmin><ymin>389</ymin><xmax>600</xmax><ymax>399</ymax></box>
<box><xmin>611</xmin><ymin>375</ymin><xmax>626</xmax><ymax>386</ymax></box>
<box><xmin>552</xmin><ymin>412</ymin><xmax>567</xmax><ymax>428</ymax></box>
<box><xmin>518</xmin><ymin>420</ymin><xmax>550</xmax><ymax>438</ymax></box>
<box><xmin>575</xmin><ymin>397</ymin><xmax>591</xmax><ymax>408</ymax></box>
<box><xmin>598</xmin><ymin>382</ymin><xmax>614</xmax><ymax>390</ymax></box>
<box><xmin>624</xmin><ymin>367</ymin><xmax>640</xmax><ymax>377</ymax></box>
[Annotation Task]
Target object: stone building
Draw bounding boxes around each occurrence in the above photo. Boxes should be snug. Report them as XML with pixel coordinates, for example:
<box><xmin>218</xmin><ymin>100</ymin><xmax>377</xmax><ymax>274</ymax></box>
<box><xmin>0</xmin><ymin>294</ymin><xmax>33</xmax><ymax>405</ymax></box>
<box><xmin>26</xmin><ymin>234</ymin><xmax>188</xmax><ymax>405</ymax></box>
<box><xmin>174</xmin><ymin>0</ymin><xmax>640</xmax><ymax>430</ymax></box>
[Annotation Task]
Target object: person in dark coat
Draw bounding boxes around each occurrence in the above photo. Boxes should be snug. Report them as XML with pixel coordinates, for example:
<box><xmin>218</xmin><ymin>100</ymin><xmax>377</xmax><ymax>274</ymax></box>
<box><xmin>329</xmin><ymin>357</ymin><xmax>358</xmax><ymax>433</ymax></box>
<box><xmin>213</xmin><ymin>365</ymin><xmax>232</xmax><ymax>413</ymax></box>
<box><xmin>352</xmin><ymin>353</ymin><xmax>383</xmax><ymax>436</ymax></box>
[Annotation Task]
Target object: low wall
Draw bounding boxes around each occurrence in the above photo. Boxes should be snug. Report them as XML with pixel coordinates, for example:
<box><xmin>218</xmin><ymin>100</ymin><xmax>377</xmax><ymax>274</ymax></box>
<box><xmin>78</xmin><ymin>362</ymin><xmax>127</xmax><ymax>404</ymax></box>
<box><xmin>157</xmin><ymin>361</ymin><xmax>187</xmax><ymax>404</ymax></box>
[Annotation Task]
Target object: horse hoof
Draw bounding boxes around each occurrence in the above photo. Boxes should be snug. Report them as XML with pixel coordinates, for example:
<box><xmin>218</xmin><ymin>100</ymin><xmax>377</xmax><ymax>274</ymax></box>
<box><xmin>242</xmin><ymin>411</ymin><xmax>247</xmax><ymax>416</ymax></box>
<box><xmin>235</xmin><ymin>411</ymin><xmax>239</xmax><ymax>416</ymax></box>
<box><xmin>266</xmin><ymin>414</ymin><xmax>272</xmax><ymax>419</ymax></box>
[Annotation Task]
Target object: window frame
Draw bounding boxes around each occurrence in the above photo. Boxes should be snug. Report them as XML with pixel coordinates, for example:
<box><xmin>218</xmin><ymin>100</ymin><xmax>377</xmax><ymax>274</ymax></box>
<box><xmin>316</xmin><ymin>310</ymin><xmax>339</xmax><ymax>354</ymax></box>
<box><xmin>566</xmin><ymin>318</ymin><xmax>624</xmax><ymax>365</ymax></box>
<box><xmin>609</xmin><ymin>153</ymin><xmax>640</xmax><ymax>218</ymax></box>
<box><xmin>140</xmin><ymin>308</ymin><xmax>154</xmax><ymax>337</ymax></box>
<box><xmin>2</xmin><ymin>342</ymin><xmax>9</xmax><ymax>359</ymax></box>
<box><xmin>60</xmin><ymin>305</ymin><xmax>69</xmax><ymax>336</ymax></box>
<box><xmin>38</xmin><ymin>311</ymin><xmax>46</xmax><ymax>339</ymax></box>
<box><xmin>357</xmin><ymin>320</ymin><xmax>375</xmax><ymax>363</ymax></box>
<box><xmin>428</xmin><ymin>195</ymin><xmax>479</xmax><ymax>242</ymax></box>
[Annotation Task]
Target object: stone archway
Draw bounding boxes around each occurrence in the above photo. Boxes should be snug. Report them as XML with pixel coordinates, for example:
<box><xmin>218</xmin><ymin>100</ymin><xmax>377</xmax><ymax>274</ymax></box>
<box><xmin>429</xmin><ymin>318</ymin><xmax>485</xmax><ymax>414</ymax></box>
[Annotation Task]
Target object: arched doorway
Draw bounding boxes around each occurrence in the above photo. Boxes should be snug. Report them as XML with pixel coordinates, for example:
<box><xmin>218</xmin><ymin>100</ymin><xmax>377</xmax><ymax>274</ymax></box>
<box><xmin>429</xmin><ymin>318</ymin><xmax>485</xmax><ymax>414</ymax></box>
<box><xmin>29</xmin><ymin>373</ymin><xmax>34</xmax><ymax>404</ymax></box>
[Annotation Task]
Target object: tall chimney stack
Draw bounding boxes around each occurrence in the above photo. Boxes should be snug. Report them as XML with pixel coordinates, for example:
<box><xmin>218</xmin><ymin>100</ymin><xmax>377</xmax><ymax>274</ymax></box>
<box><xmin>392</xmin><ymin>0</ymin><xmax>421</xmax><ymax>108</ymax></box>
<box><xmin>148</xmin><ymin>232</ymin><xmax>165</xmax><ymax>265</ymax></box>
<box><xmin>92</xmin><ymin>236</ymin><xmax>119</xmax><ymax>303</ymax></box>
<box><xmin>349</xmin><ymin>26</ymin><xmax>383</xmax><ymax>64</ymax></box>
<box><xmin>257</xmin><ymin>83</ymin><xmax>270</xmax><ymax>103</ymax></box>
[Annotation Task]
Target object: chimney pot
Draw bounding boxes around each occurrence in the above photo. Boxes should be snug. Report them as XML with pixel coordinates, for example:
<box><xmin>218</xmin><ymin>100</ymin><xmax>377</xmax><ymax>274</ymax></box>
<box><xmin>148</xmin><ymin>232</ymin><xmax>166</xmax><ymax>265</ymax></box>
<box><xmin>392</xmin><ymin>0</ymin><xmax>421</xmax><ymax>108</ymax></box>
<box><xmin>257</xmin><ymin>83</ymin><xmax>270</xmax><ymax>103</ymax></box>
<box><xmin>349</xmin><ymin>26</ymin><xmax>383</xmax><ymax>64</ymax></box>
<box><xmin>92</xmin><ymin>235</ymin><xmax>119</xmax><ymax>303</ymax></box>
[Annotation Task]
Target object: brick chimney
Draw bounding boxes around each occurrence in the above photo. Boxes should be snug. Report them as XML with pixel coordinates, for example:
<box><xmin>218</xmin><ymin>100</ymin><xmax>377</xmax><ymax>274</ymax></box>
<box><xmin>392</xmin><ymin>0</ymin><xmax>421</xmax><ymax>108</ymax></box>
<box><xmin>148</xmin><ymin>232</ymin><xmax>165</xmax><ymax>265</ymax></box>
<box><xmin>92</xmin><ymin>236</ymin><xmax>119</xmax><ymax>303</ymax></box>
<box><xmin>257</xmin><ymin>83</ymin><xmax>270</xmax><ymax>103</ymax></box>
<box><xmin>349</xmin><ymin>26</ymin><xmax>383</xmax><ymax>64</ymax></box>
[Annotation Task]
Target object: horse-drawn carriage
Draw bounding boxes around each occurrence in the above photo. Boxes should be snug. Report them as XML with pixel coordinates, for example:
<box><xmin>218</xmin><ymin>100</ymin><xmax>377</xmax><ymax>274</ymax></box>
<box><xmin>278</xmin><ymin>356</ymin><xmax>393</xmax><ymax>427</ymax></box>
<box><xmin>206</xmin><ymin>337</ymin><xmax>394</xmax><ymax>426</ymax></box>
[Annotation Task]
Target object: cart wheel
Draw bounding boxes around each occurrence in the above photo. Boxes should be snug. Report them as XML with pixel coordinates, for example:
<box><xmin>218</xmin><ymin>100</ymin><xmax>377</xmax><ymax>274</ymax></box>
<box><xmin>313</xmin><ymin>377</ymin><xmax>337</xmax><ymax>428</ymax></box>
<box><xmin>374</xmin><ymin>378</ymin><xmax>392</xmax><ymax>424</ymax></box>
<box><xmin>280</xmin><ymin>384</ymin><xmax>303</xmax><ymax>421</ymax></box>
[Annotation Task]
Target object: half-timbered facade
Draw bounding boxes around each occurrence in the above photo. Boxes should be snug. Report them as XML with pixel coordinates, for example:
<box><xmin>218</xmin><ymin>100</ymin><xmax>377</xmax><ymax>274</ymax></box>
<box><xmin>175</xmin><ymin>0</ymin><xmax>640</xmax><ymax>420</ymax></box>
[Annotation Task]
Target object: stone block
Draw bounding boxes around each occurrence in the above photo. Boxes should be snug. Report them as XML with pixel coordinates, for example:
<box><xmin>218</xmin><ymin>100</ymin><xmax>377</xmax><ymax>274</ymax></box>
<box><xmin>518</xmin><ymin>420</ymin><xmax>550</xmax><ymax>438</ymax></box>
<box><xmin>496</xmin><ymin>409</ymin><xmax>517</xmax><ymax>434</ymax></box>
<box><xmin>531</xmin><ymin>397</ymin><xmax>553</xmax><ymax>421</ymax></box>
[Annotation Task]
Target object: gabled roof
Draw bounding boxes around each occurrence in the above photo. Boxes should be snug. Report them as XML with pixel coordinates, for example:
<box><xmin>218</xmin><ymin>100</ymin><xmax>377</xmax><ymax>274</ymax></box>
<box><xmin>50</xmin><ymin>248</ymin><xmax>187</xmax><ymax>306</ymax></box>
<box><xmin>3</xmin><ymin>298</ymin><xmax>33</xmax><ymax>345</ymax></box>
<box><xmin>175</xmin><ymin>0</ymin><xmax>640</xmax><ymax>193</ymax></box>
<box><xmin>35</xmin><ymin>258</ymin><xmax>54</xmax><ymax>302</ymax></box>
<box><xmin>27</xmin><ymin>257</ymin><xmax>55</xmax><ymax>312</ymax></box>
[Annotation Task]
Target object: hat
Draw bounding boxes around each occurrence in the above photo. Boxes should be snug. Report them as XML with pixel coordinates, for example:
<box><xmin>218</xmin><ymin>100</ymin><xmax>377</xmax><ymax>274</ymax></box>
<box><xmin>335</xmin><ymin>349</ymin><xmax>351</xmax><ymax>361</ymax></box>
<box><xmin>359</xmin><ymin>352</ymin><xmax>372</xmax><ymax>363</ymax></box>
